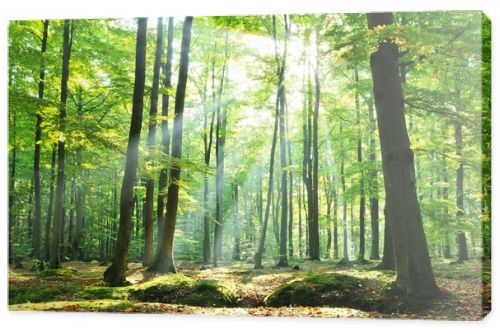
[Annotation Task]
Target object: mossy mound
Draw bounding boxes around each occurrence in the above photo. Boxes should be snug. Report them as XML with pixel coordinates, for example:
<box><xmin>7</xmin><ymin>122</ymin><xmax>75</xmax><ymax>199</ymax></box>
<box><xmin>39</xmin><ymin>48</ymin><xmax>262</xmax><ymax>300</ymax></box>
<box><xmin>264</xmin><ymin>273</ymin><xmax>366</xmax><ymax>308</ymax></box>
<box><xmin>9</xmin><ymin>285</ymin><xmax>80</xmax><ymax>304</ymax></box>
<box><xmin>130</xmin><ymin>275</ymin><xmax>237</xmax><ymax>307</ymax></box>
<box><xmin>183</xmin><ymin>280</ymin><xmax>237</xmax><ymax>307</ymax></box>
<box><xmin>37</xmin><ymin>267</ymin><xmax>78</xmax><ymax>278</ymax></box>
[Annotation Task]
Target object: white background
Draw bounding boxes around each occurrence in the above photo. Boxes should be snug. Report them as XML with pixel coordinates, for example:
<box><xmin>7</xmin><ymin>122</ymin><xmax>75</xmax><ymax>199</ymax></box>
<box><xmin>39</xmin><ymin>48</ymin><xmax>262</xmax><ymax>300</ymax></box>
<box><xmin>0</xmin><ymin>0</ymin><xmax>498</xmax><ymax>333</ymax></box>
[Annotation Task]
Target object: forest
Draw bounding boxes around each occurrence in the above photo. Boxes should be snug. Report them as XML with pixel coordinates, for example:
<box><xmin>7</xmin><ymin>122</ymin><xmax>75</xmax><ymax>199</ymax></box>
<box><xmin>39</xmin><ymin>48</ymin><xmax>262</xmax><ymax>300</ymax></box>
<box><xmin>8</xmin><ymin>11</ymin><xmax>490</xmax><ymax>319</ymax></box>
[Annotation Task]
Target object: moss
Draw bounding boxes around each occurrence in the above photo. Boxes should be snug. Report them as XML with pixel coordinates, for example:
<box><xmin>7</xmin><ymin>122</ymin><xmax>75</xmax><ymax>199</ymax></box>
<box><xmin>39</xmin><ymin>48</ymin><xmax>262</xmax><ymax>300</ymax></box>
<box><xmin>131</xmin><ymin>277</ymin><xmax>237</xmax><ymax>307</ymax></box>
<box><xmin>37</xmin><ymin>267</ymin><xmax>78</xmax><ymax>278</ymax></box>
<box><xmin>9</xmin><ymin>285</ymin><xmax>80</xmax><ymax>304</ymax></box>
<box><xmin>264</xmin><ymin>273</ymin><xmax>365</xmax><ymax>307</ymax></box>
<box><xmin>183</xmin><ymin>280</ymin><xmax>237</xmax><ymax>307</ymax></box>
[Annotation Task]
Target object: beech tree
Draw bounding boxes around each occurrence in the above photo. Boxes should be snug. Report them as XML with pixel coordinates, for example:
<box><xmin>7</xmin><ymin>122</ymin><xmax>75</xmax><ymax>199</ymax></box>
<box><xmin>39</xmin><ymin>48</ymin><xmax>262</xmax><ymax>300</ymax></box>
<box><xmin>151</xmin><ymin>16</ymin><xmax>193</xmax><ymax>273</ymax></box>
<box><xmin>103</xmin><ymin>18</ymin><xmax>148</xmax><ymax>285</ymax></box>
<box><xmin>367</xmin><ymin>12</ymin><xmax>440</xmax><ymax>298</ymax></box>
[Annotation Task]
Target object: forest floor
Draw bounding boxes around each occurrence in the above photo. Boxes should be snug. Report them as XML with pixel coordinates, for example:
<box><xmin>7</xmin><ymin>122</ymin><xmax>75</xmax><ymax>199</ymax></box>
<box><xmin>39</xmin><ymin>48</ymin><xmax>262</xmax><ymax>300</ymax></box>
<box><xmin>8</xmin><ymin>258</ymin><xmax>490</xmax><ymax>320</ymax></box>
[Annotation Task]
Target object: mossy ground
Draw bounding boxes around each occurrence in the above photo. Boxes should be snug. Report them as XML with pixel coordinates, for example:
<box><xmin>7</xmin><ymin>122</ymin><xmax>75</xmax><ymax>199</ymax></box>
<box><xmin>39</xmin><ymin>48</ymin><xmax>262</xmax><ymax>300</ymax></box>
<box><xmin>8</xmin><ymin>258</ymin><xmax>488</xmax><ymax>319</ymax></box>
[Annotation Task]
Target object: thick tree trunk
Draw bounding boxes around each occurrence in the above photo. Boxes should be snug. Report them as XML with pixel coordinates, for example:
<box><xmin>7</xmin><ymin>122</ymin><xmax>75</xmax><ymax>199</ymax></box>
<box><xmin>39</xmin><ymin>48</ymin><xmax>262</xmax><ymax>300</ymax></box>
<box><xmin>32</xmin><ymin>19</ymin><xmax>49</xmax><ymax>260</ymax></box>
<box><xmin>157</xmin><ymin>17</ymin><xmax>174</xmax><ymax>254</ymax></box>
<box><xmin>368</xmin><ymin>12</ymin><xmax>439</xmax><ymax>298</ymax></box>
<box><xmin>103</xmin><ymin>18</ymin><xmax>148</xmax><ymax>285</ymax></box>
<box><xmin>50</xmin><ymin>20</ymin><xmax>73</xmax><ymax>269</ymax></box>
<box><xmin>143</xmin><ymin>18</ymin><xmax>163</xmax><ymax>267</ymax></box>
<box><xmin>151</xmin><ymin>16</ymin><xmax>193</xmax><ymax>274</ymax></box>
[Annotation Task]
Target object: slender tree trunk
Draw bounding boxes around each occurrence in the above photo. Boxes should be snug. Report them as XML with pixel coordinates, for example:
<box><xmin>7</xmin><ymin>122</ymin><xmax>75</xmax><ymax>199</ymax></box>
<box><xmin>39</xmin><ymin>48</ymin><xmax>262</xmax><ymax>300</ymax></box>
<box><xmin>50</xmin><ymin>20</ymin><xmax>73</xmax><ymax>269</ymax></box>
<box><xmin>32</xmin><ymin>19</ymin><xmax>49</xmax><ymax>260</ymax></box>
<box><xmin>213</xmin><ymin>34</ymin><xmax>229</xmax><ymax>267</ymax></box>
<box><xmin>367</xmin><ymin>97</ymin><xmax>380</xmax><ymax>260</ymax></box>
<box><xmin>232</xmin><ymin>183</ymin><xmax>241</xmax><ymax>260</ymax></box>
<box><xmin>455</xmin><ymin>118</ymin><xmax>468</xmax><ymax>262</ymax></box>
<box><xmin>103</xmin><ymin>18</ymin><xmax>148</xmax><ymax>285</ymax></box>
<box><xmin>72</xmin><ymin>90</ymin><xmax>85</xmax><ymax>260</ymax></box>
<box><xmin>254</xmin><ymin>85</ymin><xmax>279</xmax><ymax>269</ymax></box>
<box><xmin>298</xmin><ymin>174</ymin><xmax>303</xmax><ymax>258</ymax></box>
<box><xmin>368</xmin><ymin>12</ymin><xmax>439</xmax><ymax>298</ymax></box>
<box><xmin>277</xmin><ymin>15</ymin><xmax>289</xmax><ymax>268</ymax></box>
<box><xmin>354</xmin><ymin>68</ymin><xmax>366</xmax><ymax>261</ymax></box>
<box><xmin>202</xmin><ymin>44</ymin><xmax>216</xmax><ymax>265</ymax></box>
<box><xmin>341</xmin><ymin>152</ymin><xmax>350</xmax><ymax>265</ymax></box>
<box><xmin>44</xmin><ymin>145</ymin><xmax>56</xmax><ymax>261</ymax></box>
<box><xmin>309</xmin><ymin>26</ymin><xmax>321</xmax><ymax>260</ymax></box>
<box><xmin>9</xmin><ymin>105</ymin><xmax>18</xmax><ymax>265</ymax></box>
<box><xmin>143</xmin><ymin>18</ymin><xmax>163</xmax><ymax>267</ymax></box>
<box><xmin>287</xmin><ymin>107</ymin><xmax>294</xmax><ymax>259</ymax></box>
<box><xmin>157</xmin><ymin>17</ymin><xmax>174</xmax><ymax>255</ymax></box>
<box><xmin>151</xmin><ymin>17</ymin><xmax>193</xmax><ymax>274</ymax></box>
<box><xmin>333</xmin><ymin>179</ymin><xmax>339</xmax><ymax>259</ymax></box>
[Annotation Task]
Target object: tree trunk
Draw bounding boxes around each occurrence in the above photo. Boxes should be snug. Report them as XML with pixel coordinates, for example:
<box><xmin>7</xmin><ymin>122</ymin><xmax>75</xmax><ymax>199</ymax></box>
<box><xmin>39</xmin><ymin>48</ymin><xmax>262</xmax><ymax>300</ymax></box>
<box><xmin>277</xmin><ymin>15</ymin><xmax>289</xmax><ymax>268</ymax></box>
<box><xmin>72</xmin><ymin>90</ymin><xmax>85</xmax><ymax>260</ymax></box>
<box><xmin>213</xmin><ymin>34</ymin><xmax>229</xmax><ymax>267</ymax></box>
<box><xmin>379</xmin><ymin>206</ymin><xmax>395</xmax><ymax>270</ymax></box>
<box><xmin>367</xmin><ymin>12</ymin><xmax>439</xmax><ymax>298</ymax></box>
<box><xmin>143</xmin><ymin>18</ymin><xmax>163</xmax><ymax>267</ymax></box>
<box><xmin>367</xmin><ymin>97</ymin><xmax>380</xmax><ymax>260</ymax></box>
<box><xmin>232</xmin><ymin>183</ymin><xmax>241</xmax><ymax>260</ymax></box>
<box><xmin>44</xmin><ymin>145</ymin><xmax>56</xmax><ymax>261</ymax></box>
<box><xmin>354</xmin><ymin>68</ymin><xmax>366</xmax><ymax>261</ymax></box>
<box><xmin>333</xmin><ymin>179</ymin><xmax>339</xmax><ymax>259</ymax></box>
<box><xmin>157</xmin><ymin>17</ymin><xmax>174</xmax><ymax>255</ymax></box>
<box><xmin>309</xmin><ymin>26</ymin><xmax>321</xmax><ymax>261</ymax></box>
<box><xmin>50</xmin><ymin>19</ymin><xmax>73</xmax><ymax>269</ymax></box>
<box><xmin>32</xmin><ymin>19</ymin><xmax>49</xmax><ymax>260</ymax></box>
<box><xmin>103</xmin><ymin>18</ymin><xmax>148</xmax><ymax>285</ymax></box>
<box><xmin>455</xmin><ymin>119</ymin><xmax>468</xmax><ymax>262</ymax></box>
<box><xmin>151</xmin><ymin>16</ymin><xmax>193</xmax><ymax>274</ymax></box>
<box><xmin>340</xmin><ymin>153</ymin><xmax>350</xmax><ymax>264</ymax></box>
<box><xmin>202</xmin><ymin>44</ymin><xmax>216</xmax><ymax>265</ymax></box>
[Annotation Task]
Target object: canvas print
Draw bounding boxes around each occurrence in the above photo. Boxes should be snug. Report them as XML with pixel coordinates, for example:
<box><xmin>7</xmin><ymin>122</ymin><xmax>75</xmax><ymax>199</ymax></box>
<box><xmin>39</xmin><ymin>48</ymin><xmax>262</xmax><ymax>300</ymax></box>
<box><xmin>8</xmin><ymin>11</ymin><xmax>491</xmax><ymax>320</ymax></box>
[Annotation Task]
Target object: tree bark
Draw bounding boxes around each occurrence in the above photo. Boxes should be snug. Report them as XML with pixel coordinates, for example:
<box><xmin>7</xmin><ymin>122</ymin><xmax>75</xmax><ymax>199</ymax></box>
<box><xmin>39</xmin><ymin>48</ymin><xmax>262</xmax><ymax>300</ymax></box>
<box><xmin>367</xmin><ymin>97</ymin><xmax>380</xmax><ymax>260</ymax></box>
<box><xmin>309</xmin><ymin>26</ymin><xmax>321</xmax><ymax>260</ymax></box>
<box><xmin>32</xmin><ymin>19</ymin><xmax>49</xmax><ymax>260</ymax></box>
<box><xmin>103</xmin><ymin>18</ymin><xmax>148</xmax><ymax>285</ymax></box>
<box><xmin>455</xmin><ymin>119</ymin><xmax>468</xmax><ymax>262</ymax></box>
<box><xmin>277</xmin><ymin>15</ymin><xmax>289</xmax><ymax>268</ymax></box>
<box><xmin>151</xmin><ymin>16</ymin><xmax>193</xmax><ymax>274</ymax></box>
<box><xmin>367</xmin><ymin>12</ymin><xmax>439</xmax><ymax>298</ymax></box>
<box><xmin>213</xmin><ymin>33</ymin><xmax>229</xmax><ymax>267</ymax></box>
<box><xmin>50</xmin><ymin>20</ymin><xmax>73</xmax><ymax>269</ymax></box>
<box><xmin>378</xmin><ymin>206</ymin><xmax>395</xmax><ymax>270</ymax></box>
<box><xmin>143</xmin><ymin>18</ymin><xmax>163</xmax><ymax>267</ymax></box>
<box><xmin>232</xmin><ymin>183</ymin><xmax>241</xmax><ymax>260</ymax></box>
<box><xmin>44</xmin><ymin>145</ymin><xmax>56</xmax><ymax>261</ymax></box>
<box><xmin>157</xmin><ymin>17</ymin><xmax>174</xmax><ymax>255</ymax></box>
